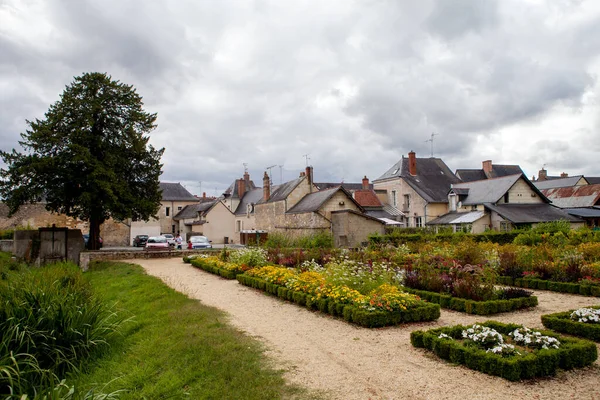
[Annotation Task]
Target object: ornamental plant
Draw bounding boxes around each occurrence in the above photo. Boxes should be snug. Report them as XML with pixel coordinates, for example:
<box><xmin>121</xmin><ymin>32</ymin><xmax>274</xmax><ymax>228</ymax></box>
<box><xmin>228</xmin><ymin>247</ymin><xmax>268</xmax><ymax>268</ymax></box>
<box><xmin>509</xmin><ymin>327</ymin><xmax>560</xmax><ymax>350</ymax></box>
<box><xmin>570</xmin><ymin>308</ymin><xmax>600</xmax><ymax>324</ymax></box>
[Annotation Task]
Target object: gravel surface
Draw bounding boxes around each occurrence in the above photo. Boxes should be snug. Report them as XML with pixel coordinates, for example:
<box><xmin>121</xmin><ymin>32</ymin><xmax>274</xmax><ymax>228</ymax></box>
<box><xmin>130</xmin><ymin>258</ymin><xmax>600</xmax><ymax>400</ymax></box>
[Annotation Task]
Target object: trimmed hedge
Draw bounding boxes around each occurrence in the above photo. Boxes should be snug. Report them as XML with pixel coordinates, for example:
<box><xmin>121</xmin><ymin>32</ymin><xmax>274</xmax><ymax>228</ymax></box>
<box><xmin>402</xmin><ymin>287</ymin><xmax>538</xmax><ymax>315</ymax></box>
<box><xmin>190</xmin><ymin>257</ymin><xmax>239</xmax><ymax>279</ymax></box>
<box><xmin>411</xmin><ymin>321</ymin><xmax>598</xmax><ymax>381</ymax></box>
<box><xmin>236</xmin><ymin>274</ymin><xmax>441</xmax><ymax>328</ymax></box>
<box><xmin>498</xmin><ymin>276</ymin><xmax>600</xmax><ymax>297</ymax></box>
<box><xmin>542</xmin><ymin>307</ymin><xmax>600</xmax><ymax>342</ymax></box>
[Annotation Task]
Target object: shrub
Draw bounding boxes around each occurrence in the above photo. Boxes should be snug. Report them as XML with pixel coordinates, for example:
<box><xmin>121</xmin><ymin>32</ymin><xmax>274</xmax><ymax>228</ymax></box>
<box><xmin>542</xmin><ymin>307</ymin><xmax>600</xmax><ymax>342</ymax></box>
<box><xmin>228</xmin><ymin>247</ymin><xmax>268</xmax><ymax>268</ymax></box>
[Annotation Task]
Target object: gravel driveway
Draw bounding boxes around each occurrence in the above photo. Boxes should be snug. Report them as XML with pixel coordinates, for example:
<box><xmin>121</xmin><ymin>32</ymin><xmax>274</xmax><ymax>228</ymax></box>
<box><xmin>130</xmin><ymin>257</ymin><xmax>600</xmax><ymax>400</ymax></box>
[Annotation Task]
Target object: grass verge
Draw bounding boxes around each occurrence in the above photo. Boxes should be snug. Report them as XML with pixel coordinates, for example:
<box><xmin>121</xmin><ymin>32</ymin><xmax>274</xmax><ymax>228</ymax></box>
<box><xmin>72</xmin><ymin>261</ymin><xmax>314</xmax><ymax>399</ymax></box>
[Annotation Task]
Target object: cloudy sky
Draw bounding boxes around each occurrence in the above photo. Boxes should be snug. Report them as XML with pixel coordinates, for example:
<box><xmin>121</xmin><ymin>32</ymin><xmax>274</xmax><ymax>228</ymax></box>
<box><xmin>2</xmin><ymin>0</ymin><xmax>600</xmax><ymax>196</ymax></box>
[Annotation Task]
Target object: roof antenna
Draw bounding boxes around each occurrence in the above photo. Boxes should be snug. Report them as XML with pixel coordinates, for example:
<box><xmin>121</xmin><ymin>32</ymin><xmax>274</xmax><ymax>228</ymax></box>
<box><xmin>303</xmin><ymin>154</ymin><xmax>311</xmax><ymax>166</ymax></box>
<box><xmin>243</xmin><ymin>163</ymin><xmax>248</xmax><ymax>173</ymax></box>
<box><xmin>425</xmin><ymin>132</ymin><xmax>438</xmax><ymax>157</ymax></box>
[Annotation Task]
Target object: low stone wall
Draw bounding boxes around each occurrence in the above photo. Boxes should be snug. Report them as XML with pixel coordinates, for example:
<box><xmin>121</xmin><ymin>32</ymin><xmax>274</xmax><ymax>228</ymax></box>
<box><xmin>0</xmin><ymin>240</ymin><xmax>13</xmax><ymax>253</ymax></box>
<box><xmin>80</xmin><ymin>249</ymin><xmax>218</xmax><ymax>271</ymax></box>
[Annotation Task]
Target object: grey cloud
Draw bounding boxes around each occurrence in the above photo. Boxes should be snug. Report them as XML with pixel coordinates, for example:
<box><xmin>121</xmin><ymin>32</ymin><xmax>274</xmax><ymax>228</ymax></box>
<box><xmin>427</xmin><ymin>0</ymin><xmax>499</xmax><ymax>39</ymax></box>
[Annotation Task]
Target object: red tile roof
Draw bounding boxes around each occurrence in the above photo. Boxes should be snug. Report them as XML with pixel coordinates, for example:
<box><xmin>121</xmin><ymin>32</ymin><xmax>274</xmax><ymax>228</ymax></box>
<box><xmin>353</xmin><ymin>190</ymin><xmax>382</xmax><ymax>207</ymax></box>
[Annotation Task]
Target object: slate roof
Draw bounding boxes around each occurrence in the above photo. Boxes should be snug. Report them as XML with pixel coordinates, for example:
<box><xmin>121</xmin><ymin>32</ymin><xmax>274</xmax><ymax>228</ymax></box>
<box><xmin>160</xmin><ymin>182</ymin><xmax>198</xmax><ymax>201</ymax></box>
<box><xmin>586</xmin><ymin>177</ymin><xmax>600</xmax><ymax>184</ymax></box>
<box><xmin>565</xmin><ymin>207</ymin><xmax>600</xmax><ymax>218</ymax></box>
<box><xmin>234</xmin><ymin>188</ymin><xmax>264</xmax><ymax>216</ymax></box>
<box><xmin>224</xmin><ymin>179</ymin><xmax>257</xmax><ymax>198</ymax></box>
<box><xmin>427</xmin><ymin>211</ymin><xmax>487</xmax><ymax>225</ymax></box>
<box><xmin>484</xmin><ymin>203</ymin><xmax>582</xmax><ymax>224</ymax></box>
<box><xmin>330</xmin><ymin>209</ymin><xmax>385</xmax><ymax>224</ymax></box>
<box><xmin>456</xmin><ymin>164</ymin><xmax>524</xmax><ymax>182</ymax></box>
<box><xmin>533</xmin><ymin>176</ymin><xmax>587</xmax><ymax>190</ymax></box>
<box><xmin>450</xmin><ymin>174</ymin><xmax>547</xmax><ymax>205</ymax></box>
<box><xmin>314</xmin><ymin>182</ymin><xmax>372</xmax><ymax>191</ymax></box>
<box><xmin>353</xmin><ymin>189</ymin><xmax>382</xmax><ymax>207</ymax></box>
<box><xmin>173</xmin><ymin>200</ymin><xmax>217</xmax><ymax>220</ymax></box>
<box><xmin>541</xmin><ymin>184</ymin><xmax>600</xmax><ymax>208</ymax></box>
<box><xmin>382</xmin><ymin>204</ymin><xmax>405</xmax><ymax>216</ymax></box>
<box><xmin>286</xmin><ymin>187</ymin><xmax>361</xmax><ymax>214</ymax></box>
<box><xmin>374</xmin><ymin>156</ymin><xmax>461</xmax><ymax>203</ymax></box>
<box><xmin>257</xmin><ymin>177</ymin><xmax>305</xmax><ymax>204</ymax></box>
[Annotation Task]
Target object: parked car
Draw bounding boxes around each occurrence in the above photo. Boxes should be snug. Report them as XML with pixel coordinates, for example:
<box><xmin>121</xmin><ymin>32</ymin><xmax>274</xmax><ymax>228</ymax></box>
<box><xmin>145</xmin><ymin>236</ymin><xmax>170</xmax><ymax>250</ymax></box>
<box><xmin>162</xmin><ymin>233</ymin><xmax>176</xmax><ymax>247</ymax></box>
<box><xmin>83</xmin><ymin>234</ymin><xmax>103</xmax><ymax>249</ymax></box>
<box><xmin>188</xmin><ymin>236</ymin><xmax>212</xmax><ymax>249</ymax></box>
<box><xmin>133</xmin><ymin>234</ymin><xmax>149</xmax><ymax>247</ymax></box>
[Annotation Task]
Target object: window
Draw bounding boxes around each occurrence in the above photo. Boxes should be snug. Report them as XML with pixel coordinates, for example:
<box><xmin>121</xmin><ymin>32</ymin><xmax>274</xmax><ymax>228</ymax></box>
<box><xmin>391</xmin><ymin>190</ymin><xmax>397</xmax><ymax>206</ymax></box>
<box><xmin>415</xmin><ymin>216</ymin><xmax>423</xmax><ymax>228</ymax></box>
<box><xmin>177</xmin><ymin>206</ymin><xmax>182</xmax><ymax>211</ymax></box>
<box><xmin>500</xmin><ymin>221</ymin><xmax>511</xmax><ymax>232</ymax></box>
<box><xmin>236</xmin><ymin>220</ymin><xmax>243</xmax><ymax>232</ymax></box>
<box><xmin>171</xmin><ymin>224</ymin><xmax>175</xmax><ymax>234</ymax></box>
<box><xmin>166</xmin><ymin>207</ymin><xmax>170</xmax><ymax>217</ymax></box>
<box><xmin>403</xmin><ymin>194</ymin><xmax>410</xmax><ymax>211</ymax></box>
<box><xmin>504</xmin><ymin>193</ymin><xmax>509</xmax><ymax>203</ymax></box>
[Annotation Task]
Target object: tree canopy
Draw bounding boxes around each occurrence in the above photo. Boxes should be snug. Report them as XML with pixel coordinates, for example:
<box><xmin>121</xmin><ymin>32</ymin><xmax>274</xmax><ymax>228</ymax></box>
<box><xmin>0</xmin><ymin>72</ymin><xmax>164</xmax><ymax>249</ymax></box>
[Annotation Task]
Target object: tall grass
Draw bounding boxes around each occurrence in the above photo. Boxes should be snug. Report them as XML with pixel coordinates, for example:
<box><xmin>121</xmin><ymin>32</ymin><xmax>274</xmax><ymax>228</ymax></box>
<box><xmin>0</xmin><ymin>261</ymin><xmax>123</xmax><ymax>398</ymax></box>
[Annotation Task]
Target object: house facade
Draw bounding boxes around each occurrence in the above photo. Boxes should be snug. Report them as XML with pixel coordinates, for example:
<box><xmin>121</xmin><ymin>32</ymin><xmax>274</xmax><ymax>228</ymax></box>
<box><xmin>373</xmin><ymin>151</ymin><xmax>461</xmax><ymax>227</ymax></box>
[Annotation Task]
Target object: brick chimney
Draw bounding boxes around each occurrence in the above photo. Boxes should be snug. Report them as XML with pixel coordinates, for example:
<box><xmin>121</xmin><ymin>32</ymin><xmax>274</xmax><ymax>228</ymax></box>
<box><xmin>538</xmin><ymin>168</ymin><xmax>547</xmax><ymax>181</ymax></box>
<box><xmin>560</xmin><ymin>172</ymin><xmax>569</xmax><ymax>178</ymax></box>
<box><xmin>408</xmin><ymin>151</ymin><xmax>417</xmax><ymax>176</ymax></box>
<box><xmin>482</xmin><ymin>160</ymin><xmax>493</xmax><ymax>178</ymax></box>
<box><xmin>202</xmin><ymin>192</ymin><xmax>206</xmax><ymax>199</ymax></box>
<box><xmin>237</xmin><ymin>177</ymin><xmax>246</xmax><ymax>198</ymax></box>
<box><xmin>362</xmin><ymin>176</ymin><xmax>369</xmax><ymax>190</ymax></box>
<box><xmin>305</xmin><ymin>166</ymin><xmax>313</xmax><ymax>186</ymax></box>
<box><xmin>263</xmin><ymin>172</ymin><xmax>270</xmax><ymax>201</ymax></box>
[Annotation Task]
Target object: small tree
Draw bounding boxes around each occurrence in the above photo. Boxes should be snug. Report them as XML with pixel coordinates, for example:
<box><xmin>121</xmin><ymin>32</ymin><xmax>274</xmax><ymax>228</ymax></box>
<box><xmin>0</xmin><ymin>72</ymin><xmax>164</xmax><ymax>250</ymax></box>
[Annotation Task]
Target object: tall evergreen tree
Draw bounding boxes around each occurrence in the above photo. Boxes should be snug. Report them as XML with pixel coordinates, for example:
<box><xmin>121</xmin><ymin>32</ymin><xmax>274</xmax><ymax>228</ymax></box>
<box><xmin>0</xmin><ymin>72</ymin><xmax>164</xmax><ymax>250</ymax></box>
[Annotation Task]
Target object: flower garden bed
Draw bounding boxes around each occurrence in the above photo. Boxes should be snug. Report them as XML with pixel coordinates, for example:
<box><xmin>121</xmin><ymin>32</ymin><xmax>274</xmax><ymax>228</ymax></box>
<box><xmin>541</xmin><ymin>306</ymin><xmax>600</xmax><ymax>342</ymax></box>
<box><xmin>410</xmin><ymin>321</ymin><xmax>597</xmax><ymax>381</ymax></box>
<box><xmin>187</xmin><ymin>256</ymin><xmax>247</xmax><ymax>279</ymax></box>
<box><xmin>402</xmin><ymin>287</ymin><xmax>538</xmax><ymax>315</ymax></box>
<box><xmin>236</xmin><ymin>266</ymin><xmax>440</xmax><ymax>328</ymax></box>
<box><xmin>497</xmin><ymin>276</ymin><xmax>600</xmax><ymax>297</ymax></box>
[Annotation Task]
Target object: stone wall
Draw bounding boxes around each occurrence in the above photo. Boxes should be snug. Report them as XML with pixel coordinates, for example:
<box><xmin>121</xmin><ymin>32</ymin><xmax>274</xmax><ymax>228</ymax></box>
<box><xmin>331</xmin><ymin>211</ymin><xmax>385</xmax><ymax>248</ymax></box>
<box><xmin>79</xmin><ymin>249</ymin><xmax>216</xmax><ymax>271</ymax></box>
<box><xmin>13</xmin><ymin>229</ymin><xmax>85</xmax><ymax>266</ymax></box>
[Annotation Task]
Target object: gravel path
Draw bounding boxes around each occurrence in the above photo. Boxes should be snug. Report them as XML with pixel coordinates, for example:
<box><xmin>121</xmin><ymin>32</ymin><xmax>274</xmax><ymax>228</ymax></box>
<box><xmin>130</xmin><ymin>258</ymin><xmax>600</xmax><ymax>400</ymax></box>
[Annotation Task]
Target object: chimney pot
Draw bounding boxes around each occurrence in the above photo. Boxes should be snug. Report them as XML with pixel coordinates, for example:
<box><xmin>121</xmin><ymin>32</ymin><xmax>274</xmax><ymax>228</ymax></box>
<box><xmin>408</xmin><ymin>151</ymin><xmax>417</xmax><ymax>176</ymax></box>
<box><xmin>538</xmin><ymin>168</ymin><xmax>547</xmax><ymax>181</ymax></box>
<box><xmin>238</xmin><ymin>177</ymin><xmax>246</xmax><ymax>198</ymax></box>
<box><xmin>560</xmin><ymin>172</ymin><xmax>568</xmax><ymax>178</ymax></box>
<box><xmin>362</xmin><ymin>176</ymin><xmax>369</xmax><ymax>190</ymax></box>
<box><xmin>202</xmin><ymin>192</ymin><xmax>206</xmax><ymax>199</ymax></box>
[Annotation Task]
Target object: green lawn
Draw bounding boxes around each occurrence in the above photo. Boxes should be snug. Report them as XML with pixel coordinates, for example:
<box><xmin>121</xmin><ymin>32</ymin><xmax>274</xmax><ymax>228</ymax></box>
<box><xmin>72</xmin><ymin>261</ymin><xmax>315</xmax><ymax>399</ymax></box>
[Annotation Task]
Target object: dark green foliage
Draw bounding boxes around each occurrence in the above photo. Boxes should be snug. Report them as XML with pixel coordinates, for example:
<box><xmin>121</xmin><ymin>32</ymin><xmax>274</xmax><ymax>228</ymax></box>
<box><xmin>403</xmin><ymin>287</ymin><xmax>537</xmax><ymax>315</ymax></box>
<box><xmin>411</xmin><ymin>321</ymin><xmax>597</xmax><ymax>381</ymax></box>
<box><xmin>541</xmin><ymin>307</ymin><xmax>600</xmax><ymax>342</ymax></box>
<box><xmin>368</xmin><ymin>230</ymin><xmax>522</xmax><ymax>247</ymax></box>
<box><xmin>190</xmin><ymin>257</ymin><xmax>240</xmax><ymax>279</ymax></box>
<box><xmin>506</xmin><ymin>277</ymin><xmax>600</xmax><ymax>297</ymax></box>
<box><xmin>0</xmin><ymin>72</ymin><xmax>164</xmax><ymax>250</ymax></box>
<box><xmin>236</xmin><ymin>274</ymin><xmax>440</xmax><ymax>328</ymax></box>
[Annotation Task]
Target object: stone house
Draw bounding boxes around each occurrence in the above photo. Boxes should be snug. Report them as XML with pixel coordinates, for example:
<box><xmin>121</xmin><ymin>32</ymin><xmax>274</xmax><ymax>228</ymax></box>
<box><xmin>373</xmin><ymin>151</ymin><xmax>461</xmax><ymax>227</ymax></box>
<box><xmin>428</xmin><ymin>174</ymin><xmax>584</xmax><ymax>233</ymax></box>
<box><xmin>541</xmin><ymin>184</ymin><xmax>600</xmax><ymax>228</ymax></box>
<box><xmin>533</xmin><ymin>174</ymin><xmax>589</xmax><ymax>190</ymax></box>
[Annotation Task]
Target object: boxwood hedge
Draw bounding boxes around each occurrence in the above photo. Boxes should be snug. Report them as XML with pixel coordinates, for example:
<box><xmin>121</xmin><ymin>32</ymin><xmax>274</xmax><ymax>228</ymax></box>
<box><xmin>497</xmin><ymin>276</ymin><xmax>600</xmax><ymax>297</ymax></box>
<box><xmin>410</xmin><ymin>321</ymin><xmax>597</xmax><ymax>381</ymax></box>
<box><xmin>402</xmin><ymin>287</ymin><xmax>538</xmax><ymax>315</ymax></box>
<box><xmin>189</xmin><ymin>257</ymin><xmax>239</xmax><ymax>279</ymax></box>
<box><xmin>236</xmin><ymin>274</ymin><xmax>440</xmax><ymax>328</ymax></box>
<box><xmin>541</xmin><ymin>307</ymin><xmax>600</xmax><ymax>342</ymax></box>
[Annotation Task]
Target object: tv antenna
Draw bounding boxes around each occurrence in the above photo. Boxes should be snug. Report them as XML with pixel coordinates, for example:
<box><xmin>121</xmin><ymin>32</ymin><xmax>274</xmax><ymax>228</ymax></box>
<box><xmin>303</xmin><ymin>154</ymin><xmax>311</xmax><ymax>166</ymax></box>
<box><xmin>265</xmin><ymin>165</ymin><xmax>276</xmax><ymax>185</ymax></box>
<box><xmin>243</xmin><ymin>163</ymin><xmax>248</xmax><ymax>173</ymax></box>
<box><xmin>425</xmin><ymin>132</ymin><xmax>438</xmax><ymax>157</ymax></box>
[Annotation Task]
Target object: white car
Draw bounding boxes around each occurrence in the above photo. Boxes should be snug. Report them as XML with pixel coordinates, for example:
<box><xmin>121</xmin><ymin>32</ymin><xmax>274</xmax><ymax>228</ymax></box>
<box><xmin>162</xmin><ymin>233</ymin><xmax>176</xmax><ymax>247</ymax></box>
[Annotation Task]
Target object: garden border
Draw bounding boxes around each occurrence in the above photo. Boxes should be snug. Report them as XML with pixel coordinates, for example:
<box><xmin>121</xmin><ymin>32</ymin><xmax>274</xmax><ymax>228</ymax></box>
<box><xmin>236</xmin><ymin>274</ymin><xmax>440</xmax><ymax>328</ymax></box>
<box><xmin>402</xmin><ymin>287</ymin><xmax>538</xmax><ymax>315</ymax></box>
<box><xmin>497</xmin><ymin>276</ymin><xmax>600</xmax><ymax>297</ymax></box>
<box><xmin>188</xmin><ymin>257</ymin><xmax>240</xmax><ymax>279</ymax></box>
<box><xmin>410</xmin><ymin>321</ymin><xmax>598</xmax><ymax>381</ymax></box>
<box><xmin>541</xmin><ymin>307</ymin><xmax>600</xmax><ymax>342</ymax></box>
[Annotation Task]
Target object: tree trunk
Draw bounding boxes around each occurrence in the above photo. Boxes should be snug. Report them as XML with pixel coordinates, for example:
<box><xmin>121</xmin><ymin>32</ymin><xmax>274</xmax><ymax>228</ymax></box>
<box><xmin>89</xmin><ymin>214</ymin><xmax>104</xmax><ymax>250</ymax></box>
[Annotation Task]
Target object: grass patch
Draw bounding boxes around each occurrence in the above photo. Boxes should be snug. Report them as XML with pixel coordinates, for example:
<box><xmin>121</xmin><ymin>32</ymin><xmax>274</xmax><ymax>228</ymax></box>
<box><xmin>72</xmin><ymin>261</ymin><xmax>313</xmax><ymax>399</ymax></box>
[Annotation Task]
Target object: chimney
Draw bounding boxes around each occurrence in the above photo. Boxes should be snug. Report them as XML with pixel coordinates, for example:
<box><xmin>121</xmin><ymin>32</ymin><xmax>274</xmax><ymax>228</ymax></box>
<box><xmin>362</xmin><ymin>176</ymin><xmax>369</xmax><ymax>190</ymax></box>
<box><xmin>560</xmin><ymin>172</ymin><xmax>569</xmax><ymax>178</ymax></box>
<box><xmin>538</xmin><ymin>168</ymin><xmax>547</xmax><ymax>181</ymax></box>
<box><xmin>408</xmin><ymin>151</ymin><xmax>417</xmax><ymax>176</ymax></box>
<box><xmin>237</xmin><ymin>177</ymin><xmax>246</xmax><ymax>198</ymax></box>
<box><xmin>202</xmin><ymin>192</ymin><xmax>206</xmax><ymax>200</ymax></box>
<box><xmin>482</xmin><ymin>160</ymin><xmax>493</xmax><ymax>177</ymax></box>
<box><xmin>305</xmin><ymin>166</ymin><xmax>313</xmax><ymax>186</ymax></box>
<box><xmin>263</xmin><ymin>172</ymin><xmax>270</xmax><ymax>201</ymax></box>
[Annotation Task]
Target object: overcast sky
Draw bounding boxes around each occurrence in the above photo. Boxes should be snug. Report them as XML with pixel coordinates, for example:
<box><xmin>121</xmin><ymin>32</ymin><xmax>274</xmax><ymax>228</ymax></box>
<box><xmin>2</xmin><ymin>0</ymin><xmax>600</xmax><ymax>196</ymax></box>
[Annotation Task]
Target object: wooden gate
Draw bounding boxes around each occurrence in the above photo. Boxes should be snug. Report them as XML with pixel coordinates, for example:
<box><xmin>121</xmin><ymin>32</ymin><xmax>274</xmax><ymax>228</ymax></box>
<box><xmin>39</xmin><ymin>225</ymin><xmax>69</xmax><ymax>264</ymax></box>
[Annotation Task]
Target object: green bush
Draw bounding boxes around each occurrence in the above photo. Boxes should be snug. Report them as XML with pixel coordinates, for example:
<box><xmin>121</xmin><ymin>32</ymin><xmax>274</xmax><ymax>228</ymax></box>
<box><xmin>506</xmin><ymin>277</ymin><xmax>600</xmax><ymax>297</ymax></box>
<box><xmin>541</xmin><ymin>307</ymin><xmax>600</xmax><ymax>342</ymax></box>
<box><xmin>411</xmin><ymin>321</ymin><xmax>597</xmax><ymax>381</ymax></box>
<box><xmin>0</xmin><ymin>262</ymin><xmax>123</xmax><ymax>397</ymax></box>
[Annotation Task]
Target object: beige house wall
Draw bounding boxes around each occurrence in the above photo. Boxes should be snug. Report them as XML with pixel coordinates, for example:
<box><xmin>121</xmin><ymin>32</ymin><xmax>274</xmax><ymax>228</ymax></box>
<box><xmin>331</xmin><ymin>212</ymin><xmax>385</xmax><ymax>247</ymax></box>
<box><xmin>159</xmin><ymin>200</ymin><xmax>199</xmax><ymax>234</ymax></box>
<box><xmin>235</xmin><ymin>214</ymin><xmax>256</xmax><ymax>235</ymax></box>
<box><xmin>203</xmin><ymin>201</ymin><xmax>236</xmax><ymax>244</ymax></box>
<box><xmin>471</xmin><ymin>215</ymin><xmax>492</xmax><ymax>233</ymax></box>
<box><xmin>498</xmin><ymin>179</ymin><xmax>544</xmax><ymax>205</ymax></box>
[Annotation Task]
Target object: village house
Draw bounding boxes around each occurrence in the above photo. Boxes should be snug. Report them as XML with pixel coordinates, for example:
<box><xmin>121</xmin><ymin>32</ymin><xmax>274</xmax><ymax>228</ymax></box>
<box><xmin>540</xmin><ymin>184</ymin><xmax>600</xmax><ymax>228</ymax></box>
<box><xmin>428</xmin><ymin>174</ymin><xmax>584</xmax><ymax>233</ymax></box>
<box><xmin>373</xmin><ymin>151</ymin><xmax>461</xmax><ymax>227</ymax></box>
<box><xmin>455</xmin><ymin>160</ymin><xmax>524</xmax><ymax>182</ymax></box>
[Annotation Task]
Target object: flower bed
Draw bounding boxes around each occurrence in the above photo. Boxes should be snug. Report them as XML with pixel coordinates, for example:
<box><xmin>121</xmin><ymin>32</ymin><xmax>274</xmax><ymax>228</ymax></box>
<box><xmin>401</xmin><ymin>287</ymin><xmax>538</xmax><ymax>315</ymax></box>
<box><xmin>411</xmin><ymin>321</ymin><xmax>597</xmax><ymax>381</ymax></box>
<box><xmin>541</xmin><ymin>306</ymin><xmax>600</xmax><ymax>342</ymax></box>
<box><xmin>497</xmin><ymin>276</ymin><xmax>600</xmax><ymax>297</ymax></box>
<box><xmin>237</xmin><ymin>266</ymin><xmax>440</xmax><ymax>328</ymax></box>
<box><xmin>189</xmin><ymin>256</ymin><xmax>248</xmax><ymax>279</ymax></box>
